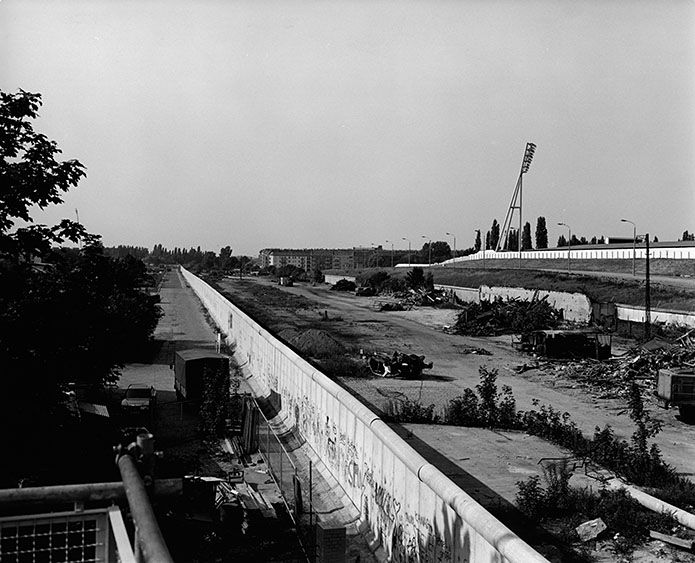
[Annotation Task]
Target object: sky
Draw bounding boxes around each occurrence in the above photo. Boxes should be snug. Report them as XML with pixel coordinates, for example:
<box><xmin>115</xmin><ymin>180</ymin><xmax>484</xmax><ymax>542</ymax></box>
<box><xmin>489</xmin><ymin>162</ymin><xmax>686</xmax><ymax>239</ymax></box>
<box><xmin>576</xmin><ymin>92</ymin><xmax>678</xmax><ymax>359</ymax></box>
<box><xmin>2</xmin><ymin>0</ymin><xmax>694</xmax><ymax>256</ymax></box>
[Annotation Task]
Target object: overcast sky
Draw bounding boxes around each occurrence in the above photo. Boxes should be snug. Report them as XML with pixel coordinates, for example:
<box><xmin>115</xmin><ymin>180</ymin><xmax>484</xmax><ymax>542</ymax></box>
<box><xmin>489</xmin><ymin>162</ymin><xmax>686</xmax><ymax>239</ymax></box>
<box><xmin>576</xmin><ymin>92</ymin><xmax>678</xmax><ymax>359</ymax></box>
<box><xmin>2</xmin><ymin>0</ymin><xmax>694</xmax><ymax>255</ymax></box>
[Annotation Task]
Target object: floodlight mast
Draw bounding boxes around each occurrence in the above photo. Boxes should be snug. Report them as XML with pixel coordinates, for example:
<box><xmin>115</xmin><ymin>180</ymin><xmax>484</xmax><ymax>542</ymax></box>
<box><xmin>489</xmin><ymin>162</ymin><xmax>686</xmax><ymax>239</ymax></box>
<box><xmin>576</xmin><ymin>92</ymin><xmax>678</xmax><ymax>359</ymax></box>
<box><xmin>496</xmin><ymin>143</ymin><xmax>536</xmax><ymax>269</ymax></box>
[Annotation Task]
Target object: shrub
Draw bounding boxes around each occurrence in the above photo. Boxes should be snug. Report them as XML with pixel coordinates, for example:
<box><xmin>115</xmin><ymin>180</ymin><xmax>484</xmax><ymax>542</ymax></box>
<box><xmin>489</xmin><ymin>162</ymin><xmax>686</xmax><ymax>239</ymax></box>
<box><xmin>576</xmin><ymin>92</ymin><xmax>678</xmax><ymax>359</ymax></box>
<box><xmin>390</xmin><ymin>397</ymin><xmax>439</xmax><ymax>423</ymax></box>
<box><xmin>199</xmin><ymin>364</ymin><xmax>231</xmax><ymax>437</ymax></box>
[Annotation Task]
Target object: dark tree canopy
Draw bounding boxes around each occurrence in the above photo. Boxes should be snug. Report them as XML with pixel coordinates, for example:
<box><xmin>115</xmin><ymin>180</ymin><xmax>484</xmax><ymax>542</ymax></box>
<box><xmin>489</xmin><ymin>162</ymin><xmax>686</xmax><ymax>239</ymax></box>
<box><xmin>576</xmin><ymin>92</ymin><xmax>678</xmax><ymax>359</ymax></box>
<box><xmin>489</xmin><ymin>219</ymin><xmax>501</xmax><ymax>250</ymax></box>
<box><xmin>474</xmin><ymin>230</ymin><xmax>482</xmax><ymax>252</ymax></box>
<box><xmin>535</xmin><ymin>216</ymin><xmax>548</xmax><ymax>249</ymax></box>
<box><xmin>421</xmin><ymin>240</ymin><xmax>451</xmax><ymax>263</ymax></box>
<box><xmin>0</xmin><ymin>90</ymin><xmax>162</xmax><ymax>484</ymax></box>
<box><xmin>521</xmin><ymin>222</ymin><xmax>533</xmax><ymax>250</ymax></box>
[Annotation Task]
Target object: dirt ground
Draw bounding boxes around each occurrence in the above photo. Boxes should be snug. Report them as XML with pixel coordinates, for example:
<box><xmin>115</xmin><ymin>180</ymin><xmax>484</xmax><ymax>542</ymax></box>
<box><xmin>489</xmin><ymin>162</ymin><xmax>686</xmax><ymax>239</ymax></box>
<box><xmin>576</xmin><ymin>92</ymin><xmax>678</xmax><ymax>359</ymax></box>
<box><xmin>217</xmin><ymin>276</ymin><xmax>695</xmax><ymax>481</ymax></box>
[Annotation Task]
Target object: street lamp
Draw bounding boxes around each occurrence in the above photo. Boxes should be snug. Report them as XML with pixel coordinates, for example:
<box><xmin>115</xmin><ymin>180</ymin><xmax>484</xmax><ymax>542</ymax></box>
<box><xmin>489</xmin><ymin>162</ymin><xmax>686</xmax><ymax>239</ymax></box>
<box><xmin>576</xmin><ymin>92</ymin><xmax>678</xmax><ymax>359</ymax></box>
<box><xmin>446</xmin><ymin>232</ymin><xmax>456</xmax><ymax>267</ymax></box>
<box><xmin>370</xmin><ymin>243</ymin><xmax>380</xmax><ymax>268</ymax></box>
<box><xmin>620</xmin><ymin>218</ymin><xmax>637</xmax><ymax>277</ymax></box>
<box><xmin>385</xmin><ymin>240</ymin><xmax>394</xmax><ymax>268</ymax></box>
<box><xmin>402</xmin><ymin>238</ymin><xmax>411</xmax><ymax>266</ymax></box>
<box><xmin>558</xmin><ymin>222</ymin><xmax>571</xmax><ymax>273</ymax></box>
<box><xmin>421</xmin><ymin>235</ymin><xmax>431</xmax><ymax>266</ymax></box>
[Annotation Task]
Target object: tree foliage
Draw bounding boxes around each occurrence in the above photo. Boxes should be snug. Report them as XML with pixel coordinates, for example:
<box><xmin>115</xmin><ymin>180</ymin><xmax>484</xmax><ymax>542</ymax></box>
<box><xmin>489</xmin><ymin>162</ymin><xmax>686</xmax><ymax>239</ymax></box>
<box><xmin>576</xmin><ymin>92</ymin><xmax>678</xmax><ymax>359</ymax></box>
<box><xmin>521</xmin><ymin>222</ymin><xmax>532</xmax><ymax>250</ymax></box>
<box><xmin>535</xmin><ymin>216</ymin><xmax>548</xmax><ymax>249</ymax></box>
<box><xmin>0</xmin><ymin>90</ymin><xmax>162</xmax><ymax>483</ymax></box>
<box><xmin>489</xmin><ymin>219</ymin><xmax>501</xmax><ymax>250</ymax></box>
<box><xmin>474</xmin><ymin>230</ymin><xmax>482</xmax><ymax>252</ymax></box>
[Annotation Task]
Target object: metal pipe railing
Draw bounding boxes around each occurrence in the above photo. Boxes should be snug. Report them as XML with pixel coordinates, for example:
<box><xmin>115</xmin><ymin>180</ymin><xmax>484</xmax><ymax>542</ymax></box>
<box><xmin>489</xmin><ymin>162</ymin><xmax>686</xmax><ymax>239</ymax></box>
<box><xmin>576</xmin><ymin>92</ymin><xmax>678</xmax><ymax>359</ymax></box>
<box><xmin>0</xmin><ymin>479</ymin><xmax>182</xmax><ymax>507</ymax></box>
<box><xmin>117</xmin><ymin>454</ymin><xmax>174</xmax><ymax>563</ymax></box>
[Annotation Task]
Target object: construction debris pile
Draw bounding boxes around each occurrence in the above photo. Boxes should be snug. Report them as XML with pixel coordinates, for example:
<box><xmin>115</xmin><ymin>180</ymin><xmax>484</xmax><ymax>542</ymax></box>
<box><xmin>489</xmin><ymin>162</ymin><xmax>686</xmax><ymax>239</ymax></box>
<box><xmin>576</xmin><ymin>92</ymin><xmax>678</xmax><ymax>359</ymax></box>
<box><xmin>516</xmin><ymin>335</ymin><xmax>695</xmax><ymax>396</ymax></box>
<box><xmin>452</xmin><ymin>294</ymin><xmax>562</xmax><ymax>337</ymax></box>
<box><xmin>377</xmin><ymin>287</ymin><xmax>454</xmax><ymax>311</ymax></box>
<box><xmin>366</xmin><ymin>351</ymin><xmax>433</xmax><ymax>379</ymax></box>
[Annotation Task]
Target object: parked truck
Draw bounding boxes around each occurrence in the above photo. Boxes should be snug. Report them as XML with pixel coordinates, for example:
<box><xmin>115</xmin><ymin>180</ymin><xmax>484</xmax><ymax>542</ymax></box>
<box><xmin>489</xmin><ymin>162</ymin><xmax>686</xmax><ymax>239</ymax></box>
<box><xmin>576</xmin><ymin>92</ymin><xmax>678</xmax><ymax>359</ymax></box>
<box><xmin>174</xmin><ymin>349</ymin><xmax>230</xmax><ymax>402</ymax></box>
<box><xmin>656</xmin><ymin>367</ymin><xmax>695</xmax><ymax>421</ymax></box>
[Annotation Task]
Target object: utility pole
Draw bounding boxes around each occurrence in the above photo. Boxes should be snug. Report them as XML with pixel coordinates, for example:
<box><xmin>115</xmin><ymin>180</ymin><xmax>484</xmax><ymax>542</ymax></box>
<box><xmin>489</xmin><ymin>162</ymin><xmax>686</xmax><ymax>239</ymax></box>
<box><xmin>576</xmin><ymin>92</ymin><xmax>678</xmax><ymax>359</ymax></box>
<box><xmin>645</xmin><ymin>233</ymin><xmax>651</xmax><ymax>339</ymax></box>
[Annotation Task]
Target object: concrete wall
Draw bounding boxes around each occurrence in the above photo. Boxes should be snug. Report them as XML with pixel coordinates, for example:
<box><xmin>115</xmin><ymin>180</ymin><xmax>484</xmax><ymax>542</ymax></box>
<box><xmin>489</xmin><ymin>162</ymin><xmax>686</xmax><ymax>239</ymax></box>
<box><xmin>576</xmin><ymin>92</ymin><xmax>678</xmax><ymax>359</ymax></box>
<box><xmin>437</xmin><ymin>245</ymin><xmax>695</xmax><ymax>264</ymax></box>
<box><xmin>616</xmin><ymin>303</ymin><xmax>695</xmax><ymax>329</ymax></box>
<box><xmin>180</xmin><ymin>268</ymin><xmax>546</xmax><ymax>563</ymax></box>
<box><xmin>435</xmin><ymin>284</ymin><xmax>480</xmax><ymax>304</ymax></box>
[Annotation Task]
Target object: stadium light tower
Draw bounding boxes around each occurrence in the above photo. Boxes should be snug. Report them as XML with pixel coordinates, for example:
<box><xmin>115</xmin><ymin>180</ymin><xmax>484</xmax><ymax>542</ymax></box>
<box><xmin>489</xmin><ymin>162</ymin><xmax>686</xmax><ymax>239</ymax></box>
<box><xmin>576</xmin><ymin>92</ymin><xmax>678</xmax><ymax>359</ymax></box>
<box><xmin>497</xmin><ymin>142</ymin><xmax>537</xmax><ymax>270</ymax></box>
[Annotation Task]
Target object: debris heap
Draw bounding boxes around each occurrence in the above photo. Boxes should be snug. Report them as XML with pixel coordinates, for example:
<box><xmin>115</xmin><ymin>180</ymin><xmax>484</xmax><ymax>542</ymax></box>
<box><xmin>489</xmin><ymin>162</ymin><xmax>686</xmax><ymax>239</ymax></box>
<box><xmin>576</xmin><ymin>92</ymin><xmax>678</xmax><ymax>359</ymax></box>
<box><xmin>518</xmin><ymin>336</ymin><xmax>695</xmax><ymax>396</ymax></box>
<box><xmin>378</xmin><ymin>287</ymin><xmax>454</xmax><ymax>311</ymax></box>
<box><xmin>453</xmin><ymin>294</ymin><xmax>562</xmax><ymax>336</ymax></box>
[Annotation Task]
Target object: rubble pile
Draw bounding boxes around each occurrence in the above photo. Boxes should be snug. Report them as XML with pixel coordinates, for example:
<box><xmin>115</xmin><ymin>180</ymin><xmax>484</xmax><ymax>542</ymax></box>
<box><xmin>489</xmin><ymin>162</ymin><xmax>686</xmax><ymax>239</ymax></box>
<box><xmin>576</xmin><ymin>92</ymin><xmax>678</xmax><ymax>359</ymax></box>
<box><xmin>378</xmin><ymin>287</ymin><xmax>454</xmax><ymax>311</ymax></box>
<box><xmin>453</xmin><ymin>294</ymin><xmax>562</xmax><ymax>336</ymax></box>
<box><xmin>519</xmin><ymin>336</ymin><xmax>695</xmax><ymax>395</ymax></box>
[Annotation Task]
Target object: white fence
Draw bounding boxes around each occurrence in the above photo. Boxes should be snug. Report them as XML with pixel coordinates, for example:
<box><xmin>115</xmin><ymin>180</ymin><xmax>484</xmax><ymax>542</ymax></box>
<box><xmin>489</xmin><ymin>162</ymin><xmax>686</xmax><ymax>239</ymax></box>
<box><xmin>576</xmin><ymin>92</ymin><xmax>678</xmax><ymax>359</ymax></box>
<box><xmin>439</xmin><ymin>245</ymin><xmax>695</xmax><ymax>265</ymax></box>
<box><xmin>180</xmin><ymin>268</ymin><xmax>546</xmax><ymax>563</ymax></box>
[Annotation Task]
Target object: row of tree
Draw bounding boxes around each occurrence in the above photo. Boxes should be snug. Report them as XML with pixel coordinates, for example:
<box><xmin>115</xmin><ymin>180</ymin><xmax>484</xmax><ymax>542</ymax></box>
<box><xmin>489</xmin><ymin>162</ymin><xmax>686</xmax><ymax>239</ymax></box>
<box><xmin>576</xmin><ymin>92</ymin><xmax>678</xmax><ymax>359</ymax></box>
<box><xmin>481</xmin><ymin>217</ymin><xmax>548</xmax><ymax>251</ymax></box>
<box><xmin>105</xmin><ymin>244</ymin><xmax>254</xmax><ymax>272</ymax></box>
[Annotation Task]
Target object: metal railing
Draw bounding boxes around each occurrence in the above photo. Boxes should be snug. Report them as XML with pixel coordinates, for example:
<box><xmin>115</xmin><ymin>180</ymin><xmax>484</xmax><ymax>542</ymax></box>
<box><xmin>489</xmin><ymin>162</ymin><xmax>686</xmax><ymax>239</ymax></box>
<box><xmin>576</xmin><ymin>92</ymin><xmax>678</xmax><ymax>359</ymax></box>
<box><xmin>0</xmin><ymin>453</ymin><xmax>177</xmax><ymax>563</ymax></box>
<box><xmin>0</xmin><ymin>506</ymin><xmax>133</xmax><ymax>563</ymax></box>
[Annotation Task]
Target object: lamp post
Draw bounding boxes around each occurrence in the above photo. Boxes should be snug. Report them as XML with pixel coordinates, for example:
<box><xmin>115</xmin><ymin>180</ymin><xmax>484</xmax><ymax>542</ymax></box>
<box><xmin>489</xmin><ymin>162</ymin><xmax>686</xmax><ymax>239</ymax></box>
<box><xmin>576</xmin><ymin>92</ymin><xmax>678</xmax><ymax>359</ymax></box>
<box><xmin>422</xmin><ymin>235</ymin><xmax>431</xmax><ymax>266</ymax></box>
<box><xmin>620</xmin><ymin>218</ymin><xmax>637</xmax><ymax>276</ymax></box>
<box><xmin>402</xmin><ymin>238</ymin><xmax>411</xmax><ymax>266</ymax></box>
<box><xmin>446</xmin><ymin>232</ymin><xmax>456</xmax><ymax>267</ymax></box>
<box><xmin>385</xmin><ymin>240</ymin><xmax>394</xmax><ymax>268</ymax></box>
<box><xmin>370</xmin><ymin>243</ymin><xmax>380</xmax><ymax>268</ymax></box>
<box><xmin>558</xmin><ymin>222</ymin><xmax>571</xmax><ymax>273</ymax></box>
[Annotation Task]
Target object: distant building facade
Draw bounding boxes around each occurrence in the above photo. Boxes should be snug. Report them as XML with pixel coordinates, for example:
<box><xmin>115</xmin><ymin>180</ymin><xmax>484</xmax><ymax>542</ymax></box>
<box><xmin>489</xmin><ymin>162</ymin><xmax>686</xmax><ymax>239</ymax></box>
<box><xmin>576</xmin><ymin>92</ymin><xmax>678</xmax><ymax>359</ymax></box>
<box><xmin>258</xmin><ymin>247</ymin><xmax>377</xmax><ymax>271</ymax></box>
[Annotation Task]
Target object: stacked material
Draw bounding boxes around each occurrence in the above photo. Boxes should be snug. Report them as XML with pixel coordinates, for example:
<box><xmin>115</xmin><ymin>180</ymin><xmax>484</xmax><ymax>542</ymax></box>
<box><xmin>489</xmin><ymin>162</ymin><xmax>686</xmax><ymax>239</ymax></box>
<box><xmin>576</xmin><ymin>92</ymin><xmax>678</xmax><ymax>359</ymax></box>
<box><xmin>453</xmin><ymin>294</ymin><xmax>562</xmax><ymax>336</ymax></box>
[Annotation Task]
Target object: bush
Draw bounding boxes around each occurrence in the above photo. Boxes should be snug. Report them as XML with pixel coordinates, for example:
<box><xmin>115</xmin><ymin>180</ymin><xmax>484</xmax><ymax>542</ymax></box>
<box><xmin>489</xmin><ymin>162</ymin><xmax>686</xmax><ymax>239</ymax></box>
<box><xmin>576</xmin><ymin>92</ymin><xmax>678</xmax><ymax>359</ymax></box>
<box><xmin>330</xmin><ymin>279</ymin><xmax>356</xmax><ymax>292</ymax></box>
<box><xmin>444</xmin><ymin>367</ymin><xmax>520</xmax><ymax>428</ymax></box>
<box><xmin>389</xmin><ymin>397</ymin><xmax>439</xmax><ymax>423</ymax></box>
<box><xmin>516</xmin><ymin>462</ymin><xmax>678</xmax><ymax>552</ymax></box>
<box><xmin>405</xmin><ymin>267</ymin><xmax>426</xmax><ymax>290</ymax></box>
<box><xmin>199</xmin><ymin>364</ymin><xmax>231</xmax><ymax>437</ymax></box>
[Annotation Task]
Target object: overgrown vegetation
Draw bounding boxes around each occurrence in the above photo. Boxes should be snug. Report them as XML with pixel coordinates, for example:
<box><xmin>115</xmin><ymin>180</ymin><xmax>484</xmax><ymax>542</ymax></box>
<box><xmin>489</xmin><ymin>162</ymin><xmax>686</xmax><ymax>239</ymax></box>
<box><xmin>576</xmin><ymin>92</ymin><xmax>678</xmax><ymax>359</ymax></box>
<box><xmin>515</xmin><ymin>461</ymin><xmax>677</xmax><ymax>552</ymax></box>
<box><xmin>199</xmin><ymin>364</ymin><xmax>232</xmax><ymax>437</ymax></box>
<box><xmin>390</xmin><ymin>366</ymin><xmax>695</xmax><ymax>511</ymax></box>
